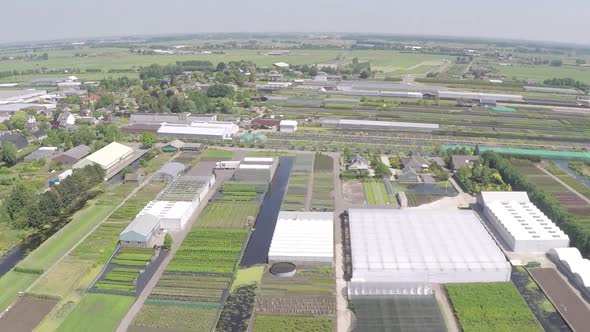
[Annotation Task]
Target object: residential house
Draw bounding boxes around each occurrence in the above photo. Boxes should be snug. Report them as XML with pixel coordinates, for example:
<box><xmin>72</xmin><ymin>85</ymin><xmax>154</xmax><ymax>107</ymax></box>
<box><xmin>451</xmin><ymin>155</ymin><xmax>480</xmax><ymax>171</ymax></box>
<box><xmin>0</xmin><ymin>132</ymin><xmax>29</xmax><ymax>151</ymax></box>
<box><xmin>55</xmin><ymin>112</ymin><xmax>76</xmax><ymax>128</ymax></box>
<box><xmin>26</xmin><ymin>114</ymin><xmax>36</xmax><ymax>124</ymax></box>
<box><xmin>397</xmin><ymin>167</ymin><xmax>420</xmax><ymax>183</ymax></box>
<box><xmin>402</xmin><ymin>156</ymin><xmax>429</xmax><ymax>172</ymax></box>
<box><xmin>348</xmin><ymin>155</ymin><xmax>370</xmax><ymax>170</ymax></box>
<box><xmin>31</xmin><ymin>129</ymin><xmax>48</xmax><ymax>142</ymax></box>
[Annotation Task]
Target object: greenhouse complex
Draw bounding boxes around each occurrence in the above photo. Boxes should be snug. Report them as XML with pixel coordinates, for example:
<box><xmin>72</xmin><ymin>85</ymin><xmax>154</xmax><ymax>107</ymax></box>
<box><xmin>347</xmin><ymin>209</ymin><xmax>511</xmax><ymax>296</ymax></box>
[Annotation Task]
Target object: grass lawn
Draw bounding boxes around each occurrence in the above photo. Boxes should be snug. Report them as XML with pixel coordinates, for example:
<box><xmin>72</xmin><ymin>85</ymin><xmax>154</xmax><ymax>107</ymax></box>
<box><xmin>56</xmin><ymin>294</ymin><xmax>134</xmax><ymax>332</ymax></box>
<box><xmin>253</xmin><ymin>315</ymin><xmax>333</xmax><ymax>332</ymax></box>
<box><xmin>493</xmin><ymin>63</ymin><xmax>590</xmax><ymax>83</ymax></box>
<box><xmin>0</xmin><ymin>272</ymin><xmax>39</xmax><ymax>311</ymax></box>
<box><xmin>195</xmin><ymin>202</ymin><xmax>259</xmax><ymax>229</ymax></box>
<box><xmin>231</xmin><ymin>266</ymin><xmax>265</xmax><ymax>291</ymax></box>
<box><xmin>446</xmin><ymin>282</ymin><xmax>541</xmax><ymax>332</ymax></box>
<box><xmin>201</xmin><ymin>149</ymin><xmax>234</xmax><ymax>161</ymax></box>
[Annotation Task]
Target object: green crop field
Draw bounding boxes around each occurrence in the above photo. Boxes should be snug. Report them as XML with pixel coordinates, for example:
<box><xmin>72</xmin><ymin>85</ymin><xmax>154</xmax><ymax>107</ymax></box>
<box><xmin>195</xmin><ymin>202</ymin><xmax>259</xmax><ymax>229</ymax></box>
<box><xmin>282</xmin><ymin>154</ymin><xmax>314</xmax><ymax>211</ymax></box>
<box><xmin>166</xmin><ymin>229</ymin><xmax>248</xmax><ymax>274</ymax></box>
<box><xmin>253</xmin><ymin>315</ymin><xmax>334</xmax><ymax>332</ymax></box>
<box><xmin>201</xmin><ymin>149</ymin><xmax>234</xmax><ymax>161</ymax></box>
<box><xmin>446</xmin><ymin>282</ymin><xmax>541</xmax><ymax>332</ymax></box>
<box><xmin>493</xmin><ymin>63</ymin><xmax>590</xmax><ymax>83</ymax></box>
<box><xmin>56</xmin><ymin>294</ymin><xmax>134</xmax><ymax>332</ymax></box>
<box><xmin>130</xmin><ymin>303</ymin><xmax>218</xmax><ymax>332</ymax></box>
<box><xmin>363</xmin><ymin>181</ymin><xmax>395</xmax><ymax>205</ymax></box>
<box><xmin>149</xmin><ymin>274</ymin><xmax>230</xmax><ymax>303</ymax></box>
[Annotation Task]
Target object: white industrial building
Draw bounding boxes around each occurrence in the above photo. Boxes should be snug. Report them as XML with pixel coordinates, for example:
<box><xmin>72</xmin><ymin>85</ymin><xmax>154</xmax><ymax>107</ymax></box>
<box><xmin>119</xmin><ymin>214</ymin><xmax>161</xmax><ymax>248</ymax></box>
<box><xmin>478</xmin><ymin>192</ymin><xmax>569</xmax><ymax>253</ymax></box>
<box><xmin>340</xmin><ymin>90</ymin><xmax>423</xmax><ymax>99</ymax></box>
<box><xmin>436</xmin><ymin>91</ymin><xmax>524</xmax><ymax>102</ymax></box>
<box><xmin>130</xmin><ymin>112</ymin><xmax>217</xmax><ymax>124</ymax></box>
<box><xmin>0</xmin><ymin>89</ymin><xmax>47</xmax><ymax>105</ymax></box>
<box><xmin>279</xmin><ymin>120</ymin><xmax>298</xmax><ymax>132</ymax></box>
<box><xmin>268</xmin><ymin>211</ymin><xmax>334</xmax><ymax>265</ymax></box>
<box><xmin>72</xmin><ymin>142</ymin><xmax>134</xmax><ymax>179</ymax></box>
<box><xmin>233</xmin><ymin>157</ymin><xmax>278</xmax><ymax>183</ymax></box>
<box><xmin>157</xmin><ymin>121</ymin><xmax>238</xmax><ymax>140</ymax></box>
<box><xmin>347</xmin><ymin>209</ymin><xmax>510</xmax><ymax>296</ymax></box>
<box><xmin>321</xmin><ymin>118</ymin><xmax>439</xmax><ymax>132</ymax></box>
<box><xmin>138</xmin><ymin>201</ymin><xmax>194</xmax><ymax>231</ymax></box>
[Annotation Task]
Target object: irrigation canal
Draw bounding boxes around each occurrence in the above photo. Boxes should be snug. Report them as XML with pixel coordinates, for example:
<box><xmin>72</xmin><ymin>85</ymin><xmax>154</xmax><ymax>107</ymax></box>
<box><xmin>240</xmin><ymin>156</ymin><xmax>294</xmax><ymax>267</ymax></box>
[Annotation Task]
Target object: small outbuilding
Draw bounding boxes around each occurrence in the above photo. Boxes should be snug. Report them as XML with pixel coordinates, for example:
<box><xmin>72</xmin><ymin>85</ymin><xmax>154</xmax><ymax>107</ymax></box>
<box><xmin>119</xmin><ymin>214</ymin><xmax>161</xmax><ymax>248</ymax></box>
<box><xmin>279</xmin><ymin>120</ymin><xmax>298</xmax><ymax>132</ymax></box>
<box><xmin>152</xmin><ymin>162</ymin><xmax>186</xmax><ymax>183</ymax></box>
<box><xmin>24</xmin><ymin>147</ymin><xmax>58</xmax><ymax>161</ymax></box>
<box><xmin>52</xmin><ymin>144</ymin><xmax>91</xmax><ymax>166</ymax></box>
<box><xmin>123</xmin><ymin>173</ymin><xmax>142</xmax><ymax>185</ymax></box>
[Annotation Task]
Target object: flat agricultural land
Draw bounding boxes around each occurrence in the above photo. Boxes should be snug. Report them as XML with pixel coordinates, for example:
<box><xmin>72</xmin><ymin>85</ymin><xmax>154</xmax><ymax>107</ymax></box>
<box><xmin>256</xmin><ymin>266</ymin><xmax>336</xmax><ymax>317</ymax></box>
<box><xmin>56</xmin><ymin>294</ymin><xmax>134</xmax><ymax>332</ymax></box>
<box><xmin>529</xmin><ymin>268</ymin><xmax>590</xmax><ymax>332</ymax></box>
<box><xmin>253</xmin><ymin>315</ymin><xmax>334</xmax><ymax>332</ymax></box>
<box><xmin>342</xmin><ymin>181</ymin><xmax>366</xmax><ymax>204</ymax></box>
<box><xmin>311</xmin><ymin>154</ymin><xmax>334</xmax><ymax>210</ymax></box>
<box><xmin>282</xmin><ymin>154</ymin><xmax>314</xmax><ymax>211</ymax></box>
<box><xmin>446</xmin><ymin>282</ymin><xmax>542</xmax><ymax>332</ymax></box>
<box><xmin>195</xmin><ymin>202</ymin><xmax>259</xmax><ymax>229</ymax></box>
<box><xmin>511</xmin><ymin>160</ymin><xmax>590</xmax><ymax>230</ymax></box>
<box><xmin>130</xmin><ymin>303</ymin><xmax>218</xmax><ymax>332</ymax></box>
<box><xmin>200</xmin><ymin>149</ymin><xmax>234</xmax><ymax>161</ymax></box>
<box><xmin>363</xmin><ymin>181</ymin><xmax>395</xmax><ymax>205</ymax></box>
<box><xmin>0</xmin><ymin>297</ymin><xmax>57</xmax><ymax>332</ymax></box>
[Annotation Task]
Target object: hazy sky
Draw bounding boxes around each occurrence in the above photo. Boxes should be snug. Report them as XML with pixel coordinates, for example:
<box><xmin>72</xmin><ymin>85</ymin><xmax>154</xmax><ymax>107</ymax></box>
<box><xmin>2</xmin><ymin>0</ymin><xmax>589</xmax><ymax>45</ymax></box>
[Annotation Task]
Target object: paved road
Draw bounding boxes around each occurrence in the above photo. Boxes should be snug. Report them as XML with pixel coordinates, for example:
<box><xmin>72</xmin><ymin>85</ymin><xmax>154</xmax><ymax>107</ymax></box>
<box><xmin>432</xmin><ymin>284</ymin><xmax>460</xmax><ymax>332</ymax></box>
<box><xmin>116</xmin><ymin>165</ymin><xmax>232</xmax><ymax>332</ymax></box>
<box><xmin>23</xmin><ymin>151</ymin><xmax>182</xmax><ymax>295</ymax></box>
<box><xmin>536</xmin><ymin>164</ymin><xmax>590</xmax><ymax>205</ymax></box>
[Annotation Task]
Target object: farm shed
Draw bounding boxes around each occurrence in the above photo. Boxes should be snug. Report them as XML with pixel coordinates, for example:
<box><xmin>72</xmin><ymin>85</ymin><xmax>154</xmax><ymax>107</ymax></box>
<box><xmin>123</xmin><ymin>173</ymin><xmax>142</xmax><ymax>185</ymax></box>
<box><xmin>268</xmin><ymin>211</ymin><xmax>334</xmax><ymax>265</ymax></box>
<box><xmin>548</xmin><ymin>248</ymin><xmax>590</xmax><ymax>298</ymax></box>
<box><xmin>347</xmin><ymin>208</ymin><xmax>510</xmax><ymax>297</ymax></box>
<box><xmin>156</xmin><ymin>175</ymin><xmax>215</xmax><ymax>204</ymax></box>
<box><xmin>138</xmin><ymin>201</ymin><xmax>195</xmax><ymax>231</ymax></box>
<box><xmin>24</xmin><ymin>146</ymin><xmax>58</xmax><ymax>161</ymax></box>
<box><xmin>233</xmin><ymin>157</ymin><xmax>278</xmax><ymax>183</ymax></box>
<box><xmin>152</xmin><ymin>162</ymin><xmax>186</xmax><ymax>183</ymax></box>
<box><xmin>122</xmin><ymin>123</ymin><xmax>161</xmax><ymax>134</ymax></box>
<box><xmin>119</xmin><ymin>214</ymin><xmax>161</xmax><ymax>248</ymax></box>
<box><xmin>52</xmin><ymin>144</ymin><xmax>91</xmax><ymax>166</ymax></box>
<box><xmin>279</xmin><ymin>120</ymin><xmax>298</xmax><ymax>132</ymax></box>
<box><xmin>478</xmin><ymin>192</ymin><xmax>569</xmax><ymax>253</ymax></box>
<box><xmin>161</xmin><ymin>139</ymin><xmax>203</xmax><ymax>152</ymax></box>
<box><xmin>320</xmin><ymin>118</ymin><xmax>439</xmax><ymax>132</ymax></box>
<box><xmin>72</xmin><ymin>142</ymin><xmax>134</xmax><ymax>179</ymax></box>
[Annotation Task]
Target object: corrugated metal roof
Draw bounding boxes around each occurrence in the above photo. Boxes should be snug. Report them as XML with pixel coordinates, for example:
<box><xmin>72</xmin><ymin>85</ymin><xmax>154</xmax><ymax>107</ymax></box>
<box><xmin>120</xmin><ymin>214</ymin><xmax>160</xmax><ymax>240</ymax></box>
<box><xmin>64</xmin><ymin>144</ymin><xmax>91</xmax><ymax>160</ymax></box>
<box><xmin>155</xmin><ymin>162</ymin><xmax>186</xmax><ymax>178</ymax></box>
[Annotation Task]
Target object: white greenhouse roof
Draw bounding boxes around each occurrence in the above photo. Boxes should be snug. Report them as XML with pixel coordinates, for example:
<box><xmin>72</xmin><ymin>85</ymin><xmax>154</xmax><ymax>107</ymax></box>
<box><xmin>279</xmin><ymin>120</ymin><xmax>298</xmax><ymax>126</ymax></box>
<box><xmin>322</xmin><ymin>118</ymin><xmax>439</xmax><ymax>130</ymax></box>
<box><xmin>242</xmin><ymin>157</ymin><xmax>275</xmax><ymax>164</ymax></box>
<box><xmin>120</xmin><ymin>214</ymin><xmax>160</xmax><ymax>240</ymax></box>
<box><xmin>158</xmin><ymin>125</ymin><xmax>230</xmax><ymax>137</ymax></box>
<box><xmin>480</xmin><ymin>191</ymin><xmax>530</xmax><ymax>203</ymax></box>
<box><xmin>238</xmin><ymin>164</ymin><xmax>271</xmax><ymax>170</ymax></box>
<box><xmin>485</xmin><ymin>201</ymin><xmax>568</xmax><ymax>242</ymax></box>
<box><xmin>139</xmin><ymin>201</ymin><xmax>193</xmax><ymax>220</ymax></box>
<box><xmin>348</xmin><ymin>209</ymin><xmax>510</xmax><ymax>284</ymax></box>
<box><xmin>86</xmin><ymin>142</ymin><xmax>133</xmax><ymax>169</ymax></box>
<box><xmin>268</xmin><ymin>211</ymin><xmax>334</xmax><ymax>262</ymax></box>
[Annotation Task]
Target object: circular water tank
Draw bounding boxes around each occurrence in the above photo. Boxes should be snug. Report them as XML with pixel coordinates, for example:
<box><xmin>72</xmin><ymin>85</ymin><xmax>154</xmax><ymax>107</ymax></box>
<box><xmin>270</xmin><ymin>262</ymin><xmax>296</xmax><ymax>277</ymax></box>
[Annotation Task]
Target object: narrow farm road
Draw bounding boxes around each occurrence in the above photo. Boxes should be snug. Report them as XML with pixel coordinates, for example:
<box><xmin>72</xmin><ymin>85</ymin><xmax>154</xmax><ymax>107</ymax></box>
<box><xmin>116</xmin><ymin>167</ymin><xmax>232</xmax><ymax>332</ymax></box>
<box><xmin>330</xmin><ymin>153</ymin><xmax>353</xmax><ymax>332</ymax></box>
<box><xmin>536</xmin><ymin>165</ymin><xmax>590</xmax><ymax>205</ymax></box>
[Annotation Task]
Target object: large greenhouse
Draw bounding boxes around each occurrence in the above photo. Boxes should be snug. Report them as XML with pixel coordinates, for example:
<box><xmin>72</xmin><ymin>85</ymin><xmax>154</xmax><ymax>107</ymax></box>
<box><xmin>347</xmin><ymin>209</ymin><xmax>511</xmax><ymax>296</ymax></box>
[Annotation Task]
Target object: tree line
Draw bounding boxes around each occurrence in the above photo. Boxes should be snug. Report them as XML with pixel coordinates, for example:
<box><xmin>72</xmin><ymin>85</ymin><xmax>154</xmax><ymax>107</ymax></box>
<box><xmin>483</xmin><ymin>152</ymin><xmax>590</xmax><ymax>257</ymax></box>
<box><xmin>2</xmin><ymin>164</ymin><xmax>105</xmax><ymax>235</ymax></box>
